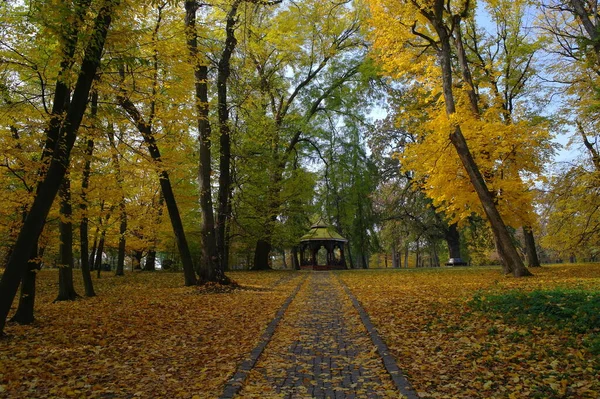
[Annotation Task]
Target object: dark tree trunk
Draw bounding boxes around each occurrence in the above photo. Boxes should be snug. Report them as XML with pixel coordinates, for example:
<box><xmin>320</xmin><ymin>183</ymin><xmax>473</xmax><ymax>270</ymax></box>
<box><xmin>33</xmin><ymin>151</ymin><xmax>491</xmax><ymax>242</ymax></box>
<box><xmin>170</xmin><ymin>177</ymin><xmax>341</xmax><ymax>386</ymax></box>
<box><xmin>89</xmin><ymin>233</ymin><xmax>98</xmax><ymax>271</ymax></box>
<box><xmin>433</xmin><ymin>16</ymin><xmax>531</xmax><ymax>277</ymax></box>
<box><xmin>185</xmin><ymin>1</ymin><xmax>222</xmax><ymax>283</ymax></box>
<box><xmin>291</xmin><ymin>246</ymin><xmax>300</xmax><ymax>270</ymax></box>
<box><xmin>215</xmin><ymin>1</ymin><xmax>240</xmax><ymax>275</ymax></box>
<box><xmin>0</xmin><ymin>0</ymin><xmax>117</xmax><ymax>334</ymax></box>
<box><xmin>445</xmin><ymin>223</ymin><xmax>465</xmax><ymax>264</ymax></box>
<box><xmin>117</xmin><ymin>91</ymin><xmax>197</xmax><ymax>286</ymax></box>
<box><xmin>253</xmin><ymin>239</ymin><xmax>271</xmax><ymax>270</ymax></box>
<box><xmin>10</xmin><ymin>246</ymin><xmax>41</xmax><ymax>325</ymax></box>
<box><xmin>56</xmin><ymin>176</ymin><xmax>78</xmax><ymax>302</ymax></box>
<box><xmin>392</xmin><ymin>242</ymin><xmax>400</xmax><ymax>269</ymax></box>
<box><xmin>145</xmin><ymin>250</ymin><xmax>157</xmax><ymax>271</ymax></box>
<box><xmin>95</xmin><ymin>233</ymin><xmax>106</xmax><ymax>277</ymax></box>
<box><xmin>132</xmin><ymin>250</ymin><xmax>143</xmax><ymax>270</ymax></box>
<box><xmin>79</xmin><ymin>92</ymin><xmax>97</xmax><ymax>297</ymax></box>
<box><xmin>523</xmin><ymin>226</ymin><xmax>541</xmax><ymax>267</ymax></box>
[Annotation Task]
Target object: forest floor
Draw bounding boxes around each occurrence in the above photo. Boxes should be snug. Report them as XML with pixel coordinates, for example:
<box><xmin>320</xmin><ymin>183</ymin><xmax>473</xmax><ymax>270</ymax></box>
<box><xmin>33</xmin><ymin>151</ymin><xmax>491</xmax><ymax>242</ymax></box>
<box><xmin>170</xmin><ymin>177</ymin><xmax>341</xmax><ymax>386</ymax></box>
<box><xmin>0</xmin><ymin>264</ymin><xmax>599</xmax><ymax>398</ymax></box>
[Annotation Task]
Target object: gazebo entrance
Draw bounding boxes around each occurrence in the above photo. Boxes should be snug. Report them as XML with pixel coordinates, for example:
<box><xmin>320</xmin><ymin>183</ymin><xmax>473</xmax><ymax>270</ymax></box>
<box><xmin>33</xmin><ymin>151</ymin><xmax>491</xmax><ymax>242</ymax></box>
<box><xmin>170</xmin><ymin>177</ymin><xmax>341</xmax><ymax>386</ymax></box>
<box><xmin>298</xmin><ymin>221</ymin><xmax>348</xmax><ymax>270</ymax></box>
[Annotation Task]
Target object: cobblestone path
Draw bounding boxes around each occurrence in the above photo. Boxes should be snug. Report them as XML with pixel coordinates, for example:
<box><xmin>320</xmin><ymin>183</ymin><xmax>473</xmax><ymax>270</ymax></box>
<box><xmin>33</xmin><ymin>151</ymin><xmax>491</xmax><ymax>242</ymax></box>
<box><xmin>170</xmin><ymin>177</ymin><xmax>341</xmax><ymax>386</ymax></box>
<box><xmin>235</xmin><ymin>272</ymin><xmax>405</xmax><ymax>398</ymax></box>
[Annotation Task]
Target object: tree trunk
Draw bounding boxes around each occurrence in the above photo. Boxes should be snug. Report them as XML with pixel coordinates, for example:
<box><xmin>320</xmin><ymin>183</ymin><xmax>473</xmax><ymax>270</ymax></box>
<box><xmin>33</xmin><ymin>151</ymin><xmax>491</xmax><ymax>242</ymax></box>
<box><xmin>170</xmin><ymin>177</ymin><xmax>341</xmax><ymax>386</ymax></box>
<box><xmin>89</xmin><ymin>232</ymin><xmax>98</xmax><ymax>271</ymax></box>
<box><xmin>522</xmin><ymin>226</ymin><xmax>541</xmax><ymax>267</ymax></box>
<box><xmin>145</xmin><ymin>250</ymin><xmax>157</xmax><ymax>271</ymax></box>
<box><xmin>0</xmin><ymin>0</ymin><xmax>116</xmax><ymax>334</ymax></box>
<box><xmin>10</xmin><ymin>245</ymin><xmax>41</xmax><ymax>325</ymax></box>
<box><xmin>115</xmin><ymin>205</ymin><xmax>127</xmax><ymax>276</ymax></box>
<box><xmin>291</xmin><ymin>246</ymin><xmax>300</xmax><ymax>270</ymax></box>
<box><xmin>107</xmin><ymin>126</ymin><xmax>127</xmax><ymax>277</ymax></box>
<box><xmin>79</xmin><ymin>94</ymin><xmax>96</xmax><ymax>297</ymax></box>
<box><xmin>95</xmin><ymin>233</ymin><xmax>106</xmax><ymax>277</ymax></box>
<box><xmin>215</xmin><ymin>1</ymin><xmax>240</xmax><ymax>274</ymax></box>
<box><xmin>253</xmin><ymin>239</ymin><xmax>271</xmax><ymax>270</ymax></box>
<box><xmin>435</xmin><ymin>21</ymin><xmax>531</xmax><ymax>277</ymax></box>
<box><xmin>56</xmin><ymin>176</ymin><xmax>78</xmax><ymax>302</ymax></box>
<box><xmin>117</xmin><ymin>91</ymin><xmax>197</xmax><ymax>287</ymax></box>
<box><xmin>185</xmin><ymin>1</ymin><xmax>222</xmax><ymax>283</ymax></box>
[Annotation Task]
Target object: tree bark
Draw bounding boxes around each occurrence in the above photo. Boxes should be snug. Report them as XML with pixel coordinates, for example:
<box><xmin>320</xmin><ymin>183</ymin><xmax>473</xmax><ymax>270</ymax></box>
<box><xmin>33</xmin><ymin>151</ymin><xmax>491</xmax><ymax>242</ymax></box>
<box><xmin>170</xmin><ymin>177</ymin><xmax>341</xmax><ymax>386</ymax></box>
<box><xmin>523</xmin><ymin>226</ymin><xmax>541</xmax><ymax>267</ymax></box>
<box><xmin>79</xmin><ymin>93</ymin><xmax>97</xmax><ymax>297</ymax></box>
<box><xmin>253</xmin><ymin>239</ymin><xmax>271</xmax><ymax>270</ymax></box>
<box><xmin>215</xmin><ymin>0</ymin><xmax>241</xmax><ymax>274</ymax></box>
<box><xmin>445</xmin><ymin>223</ymin><xmax>461</xmax><ymax>259</ymax></box>
<box><xmin>185</xmin><ymin>1</ymin><xmax>223</xmax><ymax>283</ymax></box>
<box><xmin>56</xmin><ymin>175</ymin><xmax>78</xmax><ymax>302</ymax></box>
<box><xmin>291</xmin><ymin>246</ymin><xmax>300</xmax><ymax>270</ymax></box>
<box><xmin>433</xmin><ymin>16</ymin><xmax>531</xmax><ymax>277</ymax></box>
<box><xmin>10</xmin><ymin>246</ymin><xmax>41</xmax><ymax>324</ymax></box>
<box><xmin>95</xmin><ymin>233</ymin><xmax>106</xmax><ymax>277</ymax></box>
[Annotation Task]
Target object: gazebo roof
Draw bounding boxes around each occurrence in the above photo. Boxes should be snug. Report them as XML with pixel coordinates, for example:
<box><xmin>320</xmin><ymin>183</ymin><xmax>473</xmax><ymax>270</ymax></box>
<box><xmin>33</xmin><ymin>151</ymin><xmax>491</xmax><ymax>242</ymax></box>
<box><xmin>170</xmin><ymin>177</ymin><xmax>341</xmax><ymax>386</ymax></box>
<box><xmin>300</xmin><ymin>220</ymin><xmax>348</xmax><ymax>243</ymax></box>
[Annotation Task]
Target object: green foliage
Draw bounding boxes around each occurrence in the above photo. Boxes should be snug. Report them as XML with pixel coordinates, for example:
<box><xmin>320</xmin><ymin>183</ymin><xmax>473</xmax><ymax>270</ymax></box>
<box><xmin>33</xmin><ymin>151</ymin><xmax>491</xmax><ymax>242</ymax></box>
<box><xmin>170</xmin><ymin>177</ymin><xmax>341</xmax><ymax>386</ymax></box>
<box><xmin>470</xmin><ymin>289</ymin><xmax>600</xmax><ymax>334</ymax></box>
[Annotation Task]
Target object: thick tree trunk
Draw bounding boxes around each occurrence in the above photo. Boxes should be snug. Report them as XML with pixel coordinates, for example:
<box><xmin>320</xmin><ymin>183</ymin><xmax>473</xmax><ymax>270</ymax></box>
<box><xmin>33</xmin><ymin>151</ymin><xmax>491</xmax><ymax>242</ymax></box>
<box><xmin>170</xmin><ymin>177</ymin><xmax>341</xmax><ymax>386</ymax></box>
<box><xmin>132</xmin><ymin>250</ymin><xmax>143</xmax><ymax>270</ymax></box>
<box><xmin>291</xmin><ymin>246</ymin><xmax>300</xmax><ymax>270</ymax></box>
<box><xmin>523</xmin><ymin>226</ymin><xmax>541</xmax><ymax>267</ymax></box>
<box><xmin>10</xmin><ymin>246</ymin><xmax>41</xmax><ymax>325</ymax></box>
<box><xmin>253</xmin><ymin>239</ymin><xmax>271</xmax><ymax>270</ymax></box>
<box><xmin>185</xmin><ymin>1</ymin><xmax>222</xmax><ymax>283</ymax></box>
<box><xmin>56</xmin><ymin>176</ymin><xmax>78</xmax><ymax>302</ymax></box>
<box><xmin>435</xmin><ymin>23</ymin><xmax>531</xmax><ymax>277</ymax></box>
<box><xmin>145</xmin><ymin>250</ymin><xmax>157</xmax><ymax>271</ymax></box>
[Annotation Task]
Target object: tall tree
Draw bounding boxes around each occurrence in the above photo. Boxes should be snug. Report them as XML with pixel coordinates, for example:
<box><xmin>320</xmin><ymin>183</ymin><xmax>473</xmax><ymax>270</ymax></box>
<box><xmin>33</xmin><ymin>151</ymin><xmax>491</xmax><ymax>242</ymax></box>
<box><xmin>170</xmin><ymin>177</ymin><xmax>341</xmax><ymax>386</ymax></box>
<box><xmin>367</xmin><ymin>0</ymin><xmax>542</xmax><ymax>276</ymax></box>
<box><xmin>0</xmin><ymin>0</ymin><xmax>120</xmax><ymax>334</ymax></box>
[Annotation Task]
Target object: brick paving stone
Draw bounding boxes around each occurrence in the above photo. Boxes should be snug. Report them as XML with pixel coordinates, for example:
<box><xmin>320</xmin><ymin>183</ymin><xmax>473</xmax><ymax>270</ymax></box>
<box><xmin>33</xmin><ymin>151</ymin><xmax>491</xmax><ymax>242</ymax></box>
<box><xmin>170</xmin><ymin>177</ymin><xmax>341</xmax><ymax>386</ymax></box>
<box><xmin>237</xmin><ymin>272</ymin><xmax>403</xmax><ymax>398</ymax></box>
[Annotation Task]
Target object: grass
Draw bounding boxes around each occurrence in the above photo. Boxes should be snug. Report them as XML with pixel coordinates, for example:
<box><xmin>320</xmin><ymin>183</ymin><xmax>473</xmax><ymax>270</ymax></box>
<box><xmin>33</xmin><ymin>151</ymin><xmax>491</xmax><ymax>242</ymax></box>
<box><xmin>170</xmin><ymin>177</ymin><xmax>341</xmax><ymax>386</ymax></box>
<box><xmin>337</xmin><ymin>263</ymin><xmax>600</xmax><ymax>399</ymax></box>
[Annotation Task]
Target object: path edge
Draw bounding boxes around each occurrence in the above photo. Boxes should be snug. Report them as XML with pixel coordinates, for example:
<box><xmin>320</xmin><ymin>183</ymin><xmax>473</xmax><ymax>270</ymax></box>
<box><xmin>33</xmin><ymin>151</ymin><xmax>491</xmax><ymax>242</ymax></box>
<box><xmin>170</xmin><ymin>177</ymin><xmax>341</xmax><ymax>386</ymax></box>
<box><xmin>219</xmin><ymin>274</ymin><xmax>308</xmax><ymax>399</ymax></box>
<box><xmin>336</xmin><ymin>274</ymin><xmax>419</xmax><ymax>399</ymax></box>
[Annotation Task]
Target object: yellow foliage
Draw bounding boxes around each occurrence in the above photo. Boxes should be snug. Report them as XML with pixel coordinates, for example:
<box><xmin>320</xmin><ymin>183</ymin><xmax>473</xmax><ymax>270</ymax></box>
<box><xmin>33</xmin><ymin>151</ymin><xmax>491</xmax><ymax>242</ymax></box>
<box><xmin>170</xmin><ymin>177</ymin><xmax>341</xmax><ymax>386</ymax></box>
<box><xmin>367</xmin><ymin>0</ymin><xmax>551</xmax><ymax>228</ymax></box>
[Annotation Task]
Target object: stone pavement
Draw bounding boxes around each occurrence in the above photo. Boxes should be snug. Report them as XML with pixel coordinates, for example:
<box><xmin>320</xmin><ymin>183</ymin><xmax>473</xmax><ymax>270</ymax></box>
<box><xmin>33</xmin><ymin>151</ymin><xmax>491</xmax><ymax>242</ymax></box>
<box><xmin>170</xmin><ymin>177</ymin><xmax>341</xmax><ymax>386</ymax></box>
<box><xmin>225</xmin><ymin>272</ymin><xmax>416</xmax><ymax>398</ymax></box>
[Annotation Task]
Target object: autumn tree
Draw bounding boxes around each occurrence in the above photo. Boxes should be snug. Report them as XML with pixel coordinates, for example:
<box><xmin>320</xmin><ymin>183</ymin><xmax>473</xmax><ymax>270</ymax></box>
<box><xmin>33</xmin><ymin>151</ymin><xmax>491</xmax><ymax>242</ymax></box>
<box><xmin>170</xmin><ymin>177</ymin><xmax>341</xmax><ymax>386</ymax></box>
<box><xmin>0</xmin><ymin>0</ymin><xmax>120</xmax><ymax>334</ymax></box>
<box><xmin>366</xmin><ymin>0</ymin><xmax>550</xmax><ymax>276</ymax></box>
<box><xmin>538</xmin><ymin>0</ymin><xmax>600</xmax><ymax>256</ymax></box>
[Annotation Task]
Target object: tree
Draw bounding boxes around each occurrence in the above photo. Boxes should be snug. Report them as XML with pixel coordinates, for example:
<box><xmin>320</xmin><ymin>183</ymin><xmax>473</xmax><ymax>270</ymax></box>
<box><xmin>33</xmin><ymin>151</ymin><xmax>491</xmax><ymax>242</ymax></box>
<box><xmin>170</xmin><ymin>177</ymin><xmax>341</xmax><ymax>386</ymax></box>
<box><xmin>367</xmin><ymin>0</ymin><xmax>542</xmax><ymax>276</ymax></box>
<box><xmin>0</xmin><ymin>0</ymin><xmax>120</xmax><ymax>335</ymax></box>
<box><xmin>238</xmin><ymin>0</ymin><xmax>367</xmax><ymax>269</ymax></box>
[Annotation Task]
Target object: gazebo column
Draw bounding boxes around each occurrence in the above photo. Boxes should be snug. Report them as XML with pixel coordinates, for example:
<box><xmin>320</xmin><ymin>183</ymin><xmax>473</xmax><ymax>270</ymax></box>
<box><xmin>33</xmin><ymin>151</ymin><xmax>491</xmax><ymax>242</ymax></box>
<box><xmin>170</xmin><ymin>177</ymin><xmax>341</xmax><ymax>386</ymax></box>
<box><xmin>311</xmin><ymin>244</ymin><xmax>317</xmax><ymax>266</ymax></box>
<box><xmin>340</xmin><ymin>244</ymin><xmax>347</xmax><ymax>268</ymax></box>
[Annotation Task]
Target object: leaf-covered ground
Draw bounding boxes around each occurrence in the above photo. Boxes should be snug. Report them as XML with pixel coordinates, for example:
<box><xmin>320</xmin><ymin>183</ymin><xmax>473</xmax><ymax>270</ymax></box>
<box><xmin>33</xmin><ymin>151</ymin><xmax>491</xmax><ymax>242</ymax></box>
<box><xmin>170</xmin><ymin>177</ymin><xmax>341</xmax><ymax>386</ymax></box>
<box><xmin>2</xmin><ymin>265</ymin><xmax>600</xmax><ymax>398</ymax></box>
<box><xmin>337</xmin><ymin>264</ymin><xmax>600</xmax><ymax>399</ymax></box>
<box><xmin>0</xmin><ymin>270</ymin><xmax>299</xmax><ymax>398</ymax></box>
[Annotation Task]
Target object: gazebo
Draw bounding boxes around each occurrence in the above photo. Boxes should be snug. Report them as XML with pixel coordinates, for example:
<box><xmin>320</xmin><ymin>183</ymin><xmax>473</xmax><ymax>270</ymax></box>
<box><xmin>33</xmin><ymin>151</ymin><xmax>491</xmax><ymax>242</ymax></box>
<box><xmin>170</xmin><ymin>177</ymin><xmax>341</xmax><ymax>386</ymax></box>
<box><xmin>298</xmin><ymin>221</ymin><xmax>348</xmax><ymax>270</ymax></box>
